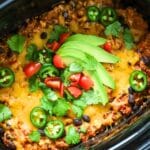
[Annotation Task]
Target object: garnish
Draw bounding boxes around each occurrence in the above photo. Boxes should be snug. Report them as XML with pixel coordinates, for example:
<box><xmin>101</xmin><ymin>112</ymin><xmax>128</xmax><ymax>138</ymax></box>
<box><xmin>52</xmin><ymin>99</ymin><xmax>70</xmax><ymax>117</ymax></box>
<box><xmin>29</xmin><ymin>131</ymin><xmax>41</xmax><ymax>142</ymax></box>
<box><xmin>0</xmin><ymin>104</ymin><xmax>12</xmax><ymax>122</ymax></box>
<box><xmin>65</xmin><ymin>125</ymin><xmax>80</xmax><ymax>145</ymax></box>
<box><xmin>104</xmin><ymin>21</ymin><xmax>123</xmax><ymax>37</ymax></box>
<box><xmin>123</xmin><ymin>28</ymin><xmax>135</xmax><ymax>49</ymax></box>
<box><xmin>7</xmin><ymin>34</ymin><xmax>26</xmax><ymax>53</ymax></box>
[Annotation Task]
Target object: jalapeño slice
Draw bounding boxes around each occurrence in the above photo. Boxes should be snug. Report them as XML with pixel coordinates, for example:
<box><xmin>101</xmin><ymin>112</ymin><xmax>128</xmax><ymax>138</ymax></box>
<box><xmin>87</xmin><ymin>6</ymin><xmax>100</xmax><ymax>22</ymax></box>
<box><xmin>30</xmin><ymin>107</ymin><xmax>47</xmax><ymax>128</ymax></box>
<box><xmin>0</xmin><ymin>67</ymin><xmax>15</xmax><ymax>88</ymax></box>
<box><xmin>44</xmin><ymin>120</ymin><xmax>64</xmax><ymax>139</ymax></box>
<box><xmin>99</xmin><ymin>7</ymin><xmax>117</xmax><ymax>26</ymax></box>
<box><xmin>129</xmin><ymin>70</ymin><xmax>147</xmax><ymax>92</ymax></box>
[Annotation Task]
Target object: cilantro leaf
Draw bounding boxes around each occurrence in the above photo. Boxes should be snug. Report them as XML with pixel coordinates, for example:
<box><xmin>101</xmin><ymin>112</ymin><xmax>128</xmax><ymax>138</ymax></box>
<box><xmin>69</xmin><ymin>62</ymin><xmax>83</xmax><ymax>73</ymax></box>
<box><xmin>104</xmin><ymin>21</ymin><xmax>123</xmax><ymax>37</ymax></box>
<box><xmin>53</xmin><ymin>99</ymin><xmax>70</xmax><ymax>117</ymax></box>
<box><xmin>79</xmin><ymin>127</ymin><xmax>87</xmax><ymax>134</ymax></box>
<box><xmin>7</xmin><ymin>34</ymin><xmax>26</xmax><ymax>53</ymax></box>
<box><xmin>48</xmin><ymin>25</ymin><xmax>68</xmax><ymax>43</ymax></box>
<box><xmin>29</xmin><ymin>131</ymin><xmax>41</xmax><ymax>142</ymax></box>
<box><xmin>26</xmin><ymin>44</ymin><xmax>37</xmax><ymax>60</ymax></box>
<box><xmin>0</xmin><ymin>104</ymin><xmax>12</xmax><ymax>122</ymax></box>
<box><xmin>61</xmin><ymin>68</ymin><xmax>71</xmax><ymax>86</ymax></box>
<box><xmin>73</xmin><ymin>100</ymin><xmax>87</xmax><ymax>109</ymax></box>
<box><xmin>65</xmin><ymin>125</ymin><xmax>80</xmax><ymax>145</ymax></box>
<box><xmin>40</xmin><ymin>96</ymin><xmax>54</xmax><ymax>115</ymax></box>
<box><xmin>28</xmin><ymin>75</ymin><xmax>40</xmax><ymax>92</ymax></box>
<box><xmin>123</xmin><ymin>28</ymin><xmax>135</xmax><ymax>49</ymax></box>
<box><xmin>72</xmin><ymin>105</ymin><xmax>83</xmax><ymax>118</ymax></box>
<box><xmin>40</xmin><ymin>83</ymin><xmax>58</xmax><ymax>101</ymax></box>
<box><xmin>83</xmin><ymin>54</ymin><xmax>98</xmax><ymax>71</ymax></box>
<box><xmin>78</xmin><ymin>90</ymin><xmax>101</xmax><ymax>105</ymax></box>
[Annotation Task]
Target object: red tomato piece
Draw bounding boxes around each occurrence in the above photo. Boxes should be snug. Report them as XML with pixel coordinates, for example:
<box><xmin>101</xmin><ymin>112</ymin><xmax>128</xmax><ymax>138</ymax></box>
<box><xmin>59</xmin><ymin>33</ymin><xmax>70</xmax><ymax>45</ymax></box>
<box><xmin>53</xmin><ymin>55</ymin><xmax>65</xmax><ymax>69</ymax></box>
<box><xmin>44</xmin><ymin>77</ymin><xmax>61</xmax><ymax>89</ymax></box>
<box><xmin>70</xmin><ymin>73</ymin><xmax>82</xmax><ymax>83</ymax></box>
<box><xmin>67</xmin><ymin>86</ymin><xmax>82</xmax><ymax>98</ymax></box>
<box><xmin>51</xmin><ymin>41</ymin><xmax>60</xmax><ymax>51</ymax></box>
<box><xmin>23</xmin><ymin>62</ymin><xmax>41</xmax><ymax>78</ymax></box>
<box><xmin>103</xmin><ymin>42</ymin><xmax>112</xmax><ymax>53</ymax></box>
<box><xmin>60</xmin><ymin>82</ymin><xmax>64</xmax><ymax>97</ymax></box>
<box><xmin>79</xmin><ymin>75</ymin><xmax>94</xmax><ymax>90</ymax></box>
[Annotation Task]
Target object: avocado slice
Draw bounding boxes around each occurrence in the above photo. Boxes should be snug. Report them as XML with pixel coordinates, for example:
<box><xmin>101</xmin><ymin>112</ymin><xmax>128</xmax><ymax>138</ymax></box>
<box><xmin>88</xmin><ymin>70</ymin><xmax>108</xmax><ymax>105</ymax></box>
<box><xmin>57</xmin><ymin>41</ymin><xmax>120</xmax><ymax>63</ymax></box>
<box><xmin>61</xmin><ymin>51</ymin><xmax>115</xmax><ymax>89</ymax></box>
<box><xmin>61</xmin><ymin>56</ymin><xmax>108</xmax><ymax>105</ymax></box>
<box><xmin>67</xmin><ymin>34</ymin><xmax>106</xmax><ymax>46</ymax></box>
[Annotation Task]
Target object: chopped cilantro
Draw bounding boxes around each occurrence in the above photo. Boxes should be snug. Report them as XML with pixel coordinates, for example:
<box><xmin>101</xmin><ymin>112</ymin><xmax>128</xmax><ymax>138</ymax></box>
<box><xmin>65</xmin><ymin>125</ymin><xmax>80</xmax><ymax>145</ymax></box>
<box><xmin>72</xmin><ymin>105</ymin><xmax>83</xmax><ymax>118</ymax></box>
<box><xmin>40</xmin><ymin>83</ymin><xmax>58</xmax><ymax>101</ymax></box>
<box><xmin>104</xmin><ymin>21</ymin><xmax>123</xmax><ymax>37</ymax></box>
<box><xmin>48</xmin><ymin>25</ymin><xmax>68</xmax><ymax>43</ymax></box>
<box><xmin>0</xmin><ymin>104</ymin><xmax>12</xmax><ymax>122</ymax></box>
<box><xmin>7</xmin><ymin>34</ymin><xmax>26</xmax><ymax>53</ymax></box>
<box><xmin>40</xmin><ymin>96</ymin><xmax>54</xmax><ymax>115</ymax></box>
<box><xmin>77</xmin><ymin>90</ymin><xmax>101</xmax><ymax>105</ymax></box>
<box><xmin>53</xmin><ymin>99</ymin><xmax>70</xmax><ymax>117</ymax></box>
<box><xmin>83</xmin><ymin>54</ymin><xmax>98</xmax><ymax>71</ymax></box>
<box><xmin>29</xmin><ymin>131</ymin><xmax>41</xmax><ymax>142</ymax></box>
<box><xmin>69</xmin><ymin>62</ymin><xmax>83</xmax><ymax>73</ymax></box>
<box><xmin>61</xmin><ymin>68</ymin><xmax>71</xmax><ymax>86</ymax></box>
<box><xmin>26</xmin><ymin>44</ymin><xmax>37</xmax><ymax>60</ymax></box>
<box><xmin>79</xmin><ymin>127</ymin><xmax>87</xmax><ymax>134</ymax></box>
<box><xmin>28</xmin><ymin>75</ymin><xmax>40</xmax><ymax>92</ymax></box>
<box><xmin>123</xmin><ymin>28</ymin><xmax>135</xmax><ymax>49</ymax></box>
<box><xmin>73</xmin><ymin>100</ymin><xmax>87</xmax><ymax>109</ymax></box>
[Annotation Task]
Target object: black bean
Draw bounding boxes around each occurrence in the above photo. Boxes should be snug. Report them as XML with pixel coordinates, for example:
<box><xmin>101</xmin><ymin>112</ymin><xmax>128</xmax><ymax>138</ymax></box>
<box><xmin>141</xmin><ymin>56</ymin><xmax>150</xmax><ymax>67</ymax></box>
<box><xmin>40</xmin><ymin>32</ymin><xmax>47</xmax><ymax>39</ymax></box>
<box><xmin>128</xmin><ymin>87</ymin><xmax>134</xmax><ymax>94</ymax></box>
<box><xmin>128</xmin><ymin>94</ymin><xmax>135</xmax><ymax>105</ymax></box>
<box><xmin>82</xmin><ymin>115</ymin><xmax>90</xmax><ymax>122</ymax></box>
<box><xmin>132</xmin><ymin>105</ymin><xmax>139</xmax><ymax>111</ymax></box>
<box><xmin>73</xmin><ymin>118</ymin><xmax>82</xmax><ymax>126</ymax></box>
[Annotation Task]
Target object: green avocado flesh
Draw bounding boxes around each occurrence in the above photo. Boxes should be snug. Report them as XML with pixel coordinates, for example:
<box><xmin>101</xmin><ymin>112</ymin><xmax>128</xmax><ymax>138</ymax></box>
<box><xmin>61</xmin><ymin>55</ymin><xmax>108</xmax><ymax>105</ymax></box>
<box><xmin>66</xmin><ymin>34</ymin><xmax>106</xmax><ymax>46</ymax></box>
<box><xmin>57</xmin><ymin>41</ymin><xmax>120</xmax><ymax>64</ymax></box>
<box><xmin>61</xmin><ymin>53</ymin><xmax>115</xmax><ymax>89</ymax></box>
<box><xmin>56</xmin><ymin>34</ymin><xmax>119</xmax><ymax>105</ymax></box>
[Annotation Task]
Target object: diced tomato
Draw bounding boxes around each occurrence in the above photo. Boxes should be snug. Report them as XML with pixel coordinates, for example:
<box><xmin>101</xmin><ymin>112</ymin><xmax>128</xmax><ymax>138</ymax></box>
<box><xmin>67</xmin><ymin>86</ymin><xmax>82</xmax><ymax>98</ymax></box>
<box><xmin>60</xmin><ymin>82</ymin><xmax>64</xmax><ymax>97</ymax></box>
<box><xmin>47</xmin><ymin>41</ymin><xmax>60</xmax><ymax>51</ymax></box>
<box><xmin>70</xmin><ymin>73</ymin><xmax>82</xmax><ymax>82</ymax></box>
<box><xmin>51</xmin><ymin>41</ymin><xmax>60</xmax><ymax>51</ymax></box>
<box><xmin>103</xmin><ymin>42</ymin><xmax>112</xmax><ymax>53</ymax></box>
<box><xmin>79</xmin><ymin>75</ymin><xmax>93</xmax><ymax>90</ymax></box>
<box><xmin>23</xmin><ymin>62</ymin><xmax>41</xmax><ymax>78</ymax></box>
<box><xmin>59</xmin><ymin>33</ymin><xmax>70</xmax><ymax>45</ymax></box>
<box><xmin>53</xmin><ymin>55</ymin><xmax>65</xmax><ymax>69</ymax></box>
<box><xmin>44</xmin><ymin>77</ymin><xmax>61</xmax><ymax>89</ymax></box>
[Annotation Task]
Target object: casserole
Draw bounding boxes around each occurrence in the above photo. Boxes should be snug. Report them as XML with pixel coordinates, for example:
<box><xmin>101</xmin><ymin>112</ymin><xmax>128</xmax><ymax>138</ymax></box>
<box><xmin>0</xmin><ymin>0</ymin><xmax>150</xmax><ymax>149</ymax></box>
